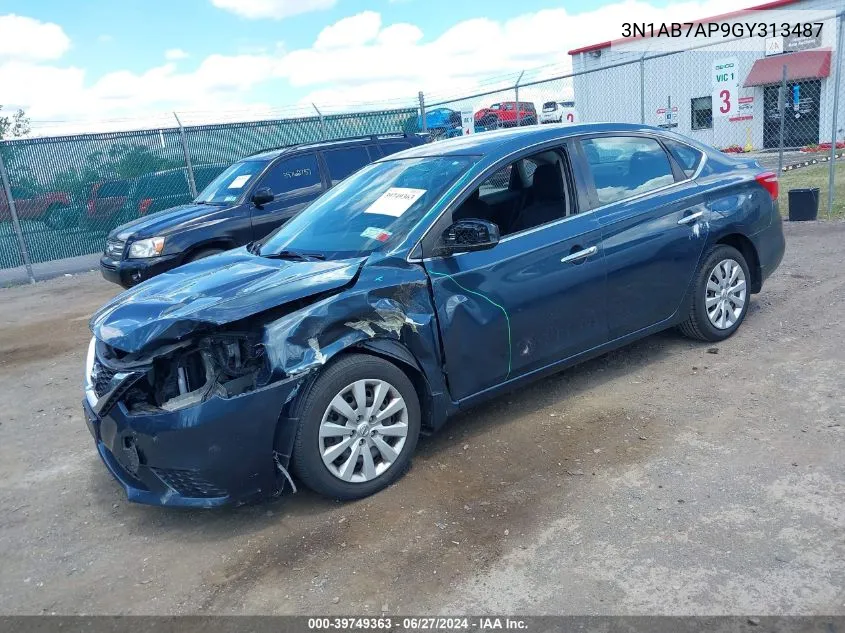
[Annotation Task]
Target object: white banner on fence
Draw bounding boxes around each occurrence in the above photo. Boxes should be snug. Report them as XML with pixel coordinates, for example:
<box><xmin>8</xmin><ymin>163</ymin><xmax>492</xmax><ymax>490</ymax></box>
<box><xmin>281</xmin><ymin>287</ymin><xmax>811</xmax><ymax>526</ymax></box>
<box><xmin>460</xmin><ymin>110</ymin><xmax>475</xmax><ymax>135</ymax></box>
<box><xmin>713</xmin><ymin>57</ymin><xmax>740</xmax><ymax>118</ymax></box>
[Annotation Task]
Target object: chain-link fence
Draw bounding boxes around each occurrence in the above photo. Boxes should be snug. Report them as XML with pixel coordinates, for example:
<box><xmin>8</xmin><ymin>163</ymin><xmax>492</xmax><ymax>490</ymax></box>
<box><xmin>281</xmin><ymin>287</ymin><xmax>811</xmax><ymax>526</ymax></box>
<box><xmin>0</xmin><ymin>108</ymin><xmax>416</xmax><ymax>275</ymax></box>
<box><xmin>0</xmin><ymin>8</ymin><xmax>842</xmax><ymax>279</ymax></box>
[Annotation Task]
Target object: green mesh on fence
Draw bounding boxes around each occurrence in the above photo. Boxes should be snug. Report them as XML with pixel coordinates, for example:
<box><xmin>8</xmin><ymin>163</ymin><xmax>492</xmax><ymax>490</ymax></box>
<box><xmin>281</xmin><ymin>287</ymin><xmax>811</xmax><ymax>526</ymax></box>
<box><xmin>0</xmin><ymin>108</ymin><xmax>415</xmax><ymax>269</ymax></box>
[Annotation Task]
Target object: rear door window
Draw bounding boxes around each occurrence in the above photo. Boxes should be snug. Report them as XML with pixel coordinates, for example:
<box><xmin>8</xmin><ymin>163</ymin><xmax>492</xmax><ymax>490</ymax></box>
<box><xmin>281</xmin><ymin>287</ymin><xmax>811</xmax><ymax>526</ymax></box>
<box><xmin>259</xmin><ymin>153</ymin><xmax>322</xmax><ymax>197</ymax></box>
<box><xmin>581</xmin><ymin>136</ymin><xmax>676</xmax><ymax>205</ymax></box>
<box><xmin>323</xmin><ymin>146</ymin><xmax>371</xmax><ymax>185</ymax></box>
<box><xmin>380</xmin><ymin>141</ymin><xmax>413</xmax><ymax>157</ymax></box>
<box><xmin>662</xmin><ymin>139</ymin><xmax>704</xmax><ymax>178</ymax></box>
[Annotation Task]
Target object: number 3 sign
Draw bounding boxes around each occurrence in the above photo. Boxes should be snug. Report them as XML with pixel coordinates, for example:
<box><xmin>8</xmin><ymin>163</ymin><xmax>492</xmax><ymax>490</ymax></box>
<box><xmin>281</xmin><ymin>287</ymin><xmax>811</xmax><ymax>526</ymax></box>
<box><xmin>713</xmin><ymin>57</ymin><xmax>739</xmax><ymax>118</ymax></box>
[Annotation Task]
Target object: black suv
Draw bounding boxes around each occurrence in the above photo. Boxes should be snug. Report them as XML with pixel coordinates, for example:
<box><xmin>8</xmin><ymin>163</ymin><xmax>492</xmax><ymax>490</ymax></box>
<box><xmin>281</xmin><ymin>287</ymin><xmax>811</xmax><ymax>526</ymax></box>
<box><xmin>100</xmin><ymin>133</ymin><xmax>426</xmax><ymax>288</ymax></box>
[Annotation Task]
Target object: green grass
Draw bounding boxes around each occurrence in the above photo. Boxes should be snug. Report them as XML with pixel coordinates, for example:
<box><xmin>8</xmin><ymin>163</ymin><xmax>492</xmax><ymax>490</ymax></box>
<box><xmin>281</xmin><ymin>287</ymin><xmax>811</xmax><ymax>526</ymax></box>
<box><xmin>778</xmin><ymin>159</ymin><xmax>845</xmax><ymax>220</ymax></box>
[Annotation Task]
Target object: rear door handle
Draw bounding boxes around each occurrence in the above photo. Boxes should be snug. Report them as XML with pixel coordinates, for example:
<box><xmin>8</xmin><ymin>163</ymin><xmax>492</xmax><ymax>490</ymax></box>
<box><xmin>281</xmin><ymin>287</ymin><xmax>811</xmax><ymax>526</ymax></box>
<box><xmin>678</xmin><ymin>211</ymin><xmax>704</xmax><ymax>225</ymax></box>
<box><xmin>561</xmin><ymin>245</ymin><xmax>598</xmax><ymax>264</ymax></box>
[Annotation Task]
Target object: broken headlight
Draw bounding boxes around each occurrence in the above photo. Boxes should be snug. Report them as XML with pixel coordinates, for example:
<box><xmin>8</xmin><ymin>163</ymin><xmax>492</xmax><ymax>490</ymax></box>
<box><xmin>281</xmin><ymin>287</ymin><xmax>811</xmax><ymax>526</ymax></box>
<box><xmin>123</xmin><ymin>334</ymin><xmax>267</xmax><ymax>414</ymax></box>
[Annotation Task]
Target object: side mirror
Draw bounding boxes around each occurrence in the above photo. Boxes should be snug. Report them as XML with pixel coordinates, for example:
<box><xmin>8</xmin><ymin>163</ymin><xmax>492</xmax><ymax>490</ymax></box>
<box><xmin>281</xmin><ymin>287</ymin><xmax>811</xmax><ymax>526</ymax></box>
<box><xmin>442</xmin><ymin>219</ymin><xmax>500</xmax><ymax>254</ymax></box>
<box><xmin>251</xmin><ymin>187</ymin><xmax>274</xmax><ymax>206</ymax></box>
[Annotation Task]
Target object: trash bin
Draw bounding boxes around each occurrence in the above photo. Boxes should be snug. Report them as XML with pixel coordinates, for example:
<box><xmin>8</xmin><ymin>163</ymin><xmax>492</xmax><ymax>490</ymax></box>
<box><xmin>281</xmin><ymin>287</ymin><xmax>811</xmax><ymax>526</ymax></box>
<box><xmin>788</xmin><ymin>188</ymin><xmax>820</xmax><ymax>221</ymax></box>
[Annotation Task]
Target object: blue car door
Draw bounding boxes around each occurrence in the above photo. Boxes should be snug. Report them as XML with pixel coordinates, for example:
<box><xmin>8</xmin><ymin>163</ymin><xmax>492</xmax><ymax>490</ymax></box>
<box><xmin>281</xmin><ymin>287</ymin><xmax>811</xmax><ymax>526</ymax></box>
<box><xmin>422</xmin><ymin>149</ymin><xmax>607</xmax><ymax>402</ymax></box>
<box><xmin>250</xmin><ymin>152</ymin><xmax>326</xmax><ymax>240</ymax></box>
<box><xmin>578</xmin><ymin>135</ymin><xmax>710</xmax><ymax>340</ymax></box>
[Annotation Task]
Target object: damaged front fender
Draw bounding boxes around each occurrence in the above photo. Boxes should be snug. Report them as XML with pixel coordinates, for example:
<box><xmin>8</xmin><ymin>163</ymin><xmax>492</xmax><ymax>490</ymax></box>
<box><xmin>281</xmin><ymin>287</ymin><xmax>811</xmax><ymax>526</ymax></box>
<box><xmin>258</xmin><ymin>257</ymin><xmax>448</xmax><ymax>414</ymax></box>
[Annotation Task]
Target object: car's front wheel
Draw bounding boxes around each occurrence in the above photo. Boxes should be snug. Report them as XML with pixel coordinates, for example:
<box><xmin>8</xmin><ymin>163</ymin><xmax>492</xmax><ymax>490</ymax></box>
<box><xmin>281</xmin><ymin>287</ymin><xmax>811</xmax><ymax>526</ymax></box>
<box><xmin>291</xmin><ymin>354</ymin><xmax>421</xmax><ymax>500</ymax></box>
<box><xmin>679</xmin><ymin>244</ymin><xmax>751</xmax><ymax>341</ymax></box>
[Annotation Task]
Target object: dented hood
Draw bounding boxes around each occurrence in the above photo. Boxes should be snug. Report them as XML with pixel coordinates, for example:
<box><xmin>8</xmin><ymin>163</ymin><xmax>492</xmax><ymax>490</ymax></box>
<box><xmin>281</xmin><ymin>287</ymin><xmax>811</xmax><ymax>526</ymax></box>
<box><xmin>91</xmin><ymin>248</ymin><xmax>365</xmax><ymax>353</ymax></box>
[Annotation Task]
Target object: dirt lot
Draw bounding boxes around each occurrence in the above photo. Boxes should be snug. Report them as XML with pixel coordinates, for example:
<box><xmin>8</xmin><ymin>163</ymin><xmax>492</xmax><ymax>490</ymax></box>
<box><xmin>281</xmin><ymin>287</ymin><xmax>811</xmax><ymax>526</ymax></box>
<box><xmin>0</xmin><ymin>221</ymin><xmax>843</xmax><ymax>616</ymax></box>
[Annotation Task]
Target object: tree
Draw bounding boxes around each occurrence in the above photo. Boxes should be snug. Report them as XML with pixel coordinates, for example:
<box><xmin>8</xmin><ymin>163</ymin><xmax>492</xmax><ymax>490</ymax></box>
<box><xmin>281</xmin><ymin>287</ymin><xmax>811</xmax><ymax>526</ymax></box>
<box><xmin>0</xmin><ymin>106</ymin><xmax>30</xmax><ymax>140</ymax></box>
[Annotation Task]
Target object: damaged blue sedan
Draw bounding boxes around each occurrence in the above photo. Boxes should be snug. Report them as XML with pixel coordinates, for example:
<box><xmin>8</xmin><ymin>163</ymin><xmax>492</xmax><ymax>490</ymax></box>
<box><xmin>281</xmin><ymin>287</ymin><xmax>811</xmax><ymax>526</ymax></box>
<box><xmin>83</xmin><ymin>123</ymin><xmax>785</xmax><ymax>506</ymax></box>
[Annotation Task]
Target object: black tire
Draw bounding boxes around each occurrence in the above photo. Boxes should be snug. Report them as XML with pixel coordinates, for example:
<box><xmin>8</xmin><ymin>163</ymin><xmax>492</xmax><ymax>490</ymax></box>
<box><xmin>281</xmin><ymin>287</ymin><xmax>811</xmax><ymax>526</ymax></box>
<box><xmin>291</xmin><ymin>354</ymin><xmax>421</xmax><ymax>500</ymax></box>
<box><xmin>679</xmin><ymin>244</ymin><xmax>751</xmax><ymax>342</ymax></box>
<box><xmin>187</xmin><ymin>247</ymin><xmax>225</xmax><ymax>262</ymax></box>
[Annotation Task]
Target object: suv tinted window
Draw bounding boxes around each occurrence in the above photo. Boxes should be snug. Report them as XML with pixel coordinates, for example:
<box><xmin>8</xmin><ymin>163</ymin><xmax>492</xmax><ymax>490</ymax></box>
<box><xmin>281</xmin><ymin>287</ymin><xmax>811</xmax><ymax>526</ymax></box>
<box><xmin>97</xmin><ymin>180</ymin><xmax>133</xmax><ymax>198</ymax></box>
<box><xmin>143</xmin><ymin>171</ymin><xmax>188</xmax><ymax>196</ymax></box>
<box><xmin>324</xmin><ymin>146</ymin><xmax>371</xmax><ymax>185</ymax></box>
<box><xmin>260</xmin><ymin>154</ymin><xmax>322</xmax><ymax>196</ymax></box>
<box><xmin>582</xmin><ymin>136</ymin><xmax>675</xmax><ymax>205</ymax></box>
<box><xmin>380</xmin><ymin>141</ymin><xmax>413</xmax><ymax>157</ymax></box>
<box><xmin>663</xmin><ymin>139</ymin><xmax>704</xmax><ymax>178</ymax></box>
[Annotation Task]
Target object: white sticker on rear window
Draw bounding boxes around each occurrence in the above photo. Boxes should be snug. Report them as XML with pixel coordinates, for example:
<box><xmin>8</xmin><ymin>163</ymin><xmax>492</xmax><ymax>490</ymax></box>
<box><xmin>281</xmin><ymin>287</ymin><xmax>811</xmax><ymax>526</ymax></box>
<box><xmin>228</xmin><ymin>175</ymin><xmax>251</xmax><ymax>189</ymax></box>
<box><xmin>364</xmin><ymin>187</ymin><xmax>426</xmax><ymax>217</ymax></box>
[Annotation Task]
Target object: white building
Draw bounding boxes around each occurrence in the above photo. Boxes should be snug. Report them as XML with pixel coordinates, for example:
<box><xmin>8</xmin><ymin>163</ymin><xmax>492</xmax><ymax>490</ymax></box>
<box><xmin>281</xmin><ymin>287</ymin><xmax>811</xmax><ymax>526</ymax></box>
<box><xmin>569</xmin><ymin>0</ymin><xmax>844</xmax><ymax>150</ymax></box>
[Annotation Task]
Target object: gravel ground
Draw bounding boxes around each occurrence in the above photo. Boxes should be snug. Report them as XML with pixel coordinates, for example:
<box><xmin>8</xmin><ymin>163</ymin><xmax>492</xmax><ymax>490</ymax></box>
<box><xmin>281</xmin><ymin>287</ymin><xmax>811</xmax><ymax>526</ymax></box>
<box><xmin>0</xmin><ymin>221</ymin><xmax>843</xmax><ymax>616</ymax></box>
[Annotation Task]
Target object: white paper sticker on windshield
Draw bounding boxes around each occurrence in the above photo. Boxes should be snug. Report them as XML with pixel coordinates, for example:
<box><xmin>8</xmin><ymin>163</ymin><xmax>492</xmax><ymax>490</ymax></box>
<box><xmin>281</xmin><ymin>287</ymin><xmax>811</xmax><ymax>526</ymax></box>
<box><xmin>361</xmin><ymin>226</ymin><xmax>392</xmax><ymax>242</ymax></box>
<box><xmin>364</xmin><ymin>187</ymin><xmax>426</xmax><ymax>217</ymax></box>
<box><xmin>228</xmin><ymin>175</ymin><xmax>252</xmax><ymax>189</ymax></box>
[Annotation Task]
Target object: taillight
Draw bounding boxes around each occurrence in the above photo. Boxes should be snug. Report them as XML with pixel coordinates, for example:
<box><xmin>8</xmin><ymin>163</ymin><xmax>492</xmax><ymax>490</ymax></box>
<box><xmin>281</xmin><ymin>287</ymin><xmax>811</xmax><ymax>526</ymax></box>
<box><xmin>755</xmin><ymin>171</ymin><xmax>778</xmax><ymax>200</ymax></box>
<box><xmin>138</xmin><ymin>198</ymin><xmax>153</xmax><ymax>215</ymax></box>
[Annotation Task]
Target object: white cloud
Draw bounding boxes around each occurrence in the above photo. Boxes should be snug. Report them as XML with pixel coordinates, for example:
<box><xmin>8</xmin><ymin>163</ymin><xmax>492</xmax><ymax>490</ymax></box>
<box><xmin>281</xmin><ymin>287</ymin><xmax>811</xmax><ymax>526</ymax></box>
<box><xmin>4</xmin><ymin>0</ymin><xmax>747</xmax><ymax>134</ymax></box>
<box><xmin>315</xmin><ymin>11</ymin><xmax>381</xmax><ymax>49</ymax></box>
<box><xmin>165</xmin><ymin>48</ymin><xmax>189</xmax><ymax>61</ymax></box>
<box><xmin>97</xmin><ymin>34</ymin><xmax>114</xmax><ymax>44</ymax></box>
<box><xmin>278</xmin><ymin>0</ymin><xmax>741</xmax><ymax>110</ymax></box>
<box><xmin>0</xmin><ymin>14</ymin><xmax>70</xmax><ymax>61</ymax></box>
<box><xmin>210</xmin><ymin>0</ymin><xmax>335</xmax><ymax>20</ymax></box>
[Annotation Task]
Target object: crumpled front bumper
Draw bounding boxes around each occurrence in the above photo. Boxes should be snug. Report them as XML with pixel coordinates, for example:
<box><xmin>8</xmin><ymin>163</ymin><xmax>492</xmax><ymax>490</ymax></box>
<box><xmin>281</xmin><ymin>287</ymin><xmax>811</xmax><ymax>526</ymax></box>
<box><xmin>83</xmin><ymin>360</ymin><xmax>305</xmax><ymax>508</ymax></box>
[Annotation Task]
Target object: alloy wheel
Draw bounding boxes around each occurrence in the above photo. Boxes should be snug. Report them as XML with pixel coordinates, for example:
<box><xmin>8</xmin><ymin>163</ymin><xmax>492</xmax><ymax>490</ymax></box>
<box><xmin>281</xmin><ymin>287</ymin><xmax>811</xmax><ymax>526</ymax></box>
<box><xmin>318</xmin><ymin>379</ymin><xmax>409</xmax><ymax>483</ymax></box>
<box><xmin>705</xmin><ymin>258</ymin><xmax>747</xmax><ymax>329</ymax></box>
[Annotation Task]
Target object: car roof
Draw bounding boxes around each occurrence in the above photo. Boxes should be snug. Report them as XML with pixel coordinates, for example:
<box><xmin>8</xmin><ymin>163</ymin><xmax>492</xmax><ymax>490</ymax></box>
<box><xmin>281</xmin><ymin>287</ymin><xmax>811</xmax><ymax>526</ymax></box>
<box><xmin>380</xmin><ymin>123</ymin><xmax>674</xmax><ymax>160</ymax></box>
<box><xmin>248</xmin><ymin>134</ymin><xmax>421</xmax><ymax>161</ymax></box>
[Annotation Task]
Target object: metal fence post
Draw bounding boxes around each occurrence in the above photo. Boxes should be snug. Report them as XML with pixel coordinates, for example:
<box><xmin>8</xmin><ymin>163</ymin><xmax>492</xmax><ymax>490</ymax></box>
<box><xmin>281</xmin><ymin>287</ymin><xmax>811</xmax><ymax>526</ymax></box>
<box><xmin>777</xmin><ymin>65</ymin><xmax>788</xmax><ymax>176</ymax></box>
<box><xmin>418</xmin><ymin>91</ymin><xmax>427</xmax><ymax>132</ymax></box>
<box><xmin>0</xmin><ymin>149</ymin><xmax>35</xmax><ymax>283</ymax></box>
<box><xmin>173</xmin><ymin>113</ymin><xmax>197</xmax><ymax>198</ymax></box>
<box><xmin>312</xmin><ymin>103</ymin><xmax>326</xmax><ymax>140</ymax></box>
<box><xmin>827</xmin><ymin>12</ymin><xmax>844</xmax><ymax>220</ymax></box>
<box><xmin>514</xmin><ymin>70</ymin><xmax>525</xmax><ymax>126</ymax></box>
<box><xmin>639</xmin><ymin>54</ymin><xmax>646</xmax><ymax>124</ymax></box>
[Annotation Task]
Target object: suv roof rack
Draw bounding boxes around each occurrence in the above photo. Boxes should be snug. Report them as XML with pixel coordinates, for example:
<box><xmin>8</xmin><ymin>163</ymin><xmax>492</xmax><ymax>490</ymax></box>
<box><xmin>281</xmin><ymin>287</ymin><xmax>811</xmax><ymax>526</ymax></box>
<box><xmin>246</xmin><ymin>132</ymin><xmax>416</xmax><ymax>158</ymax></box>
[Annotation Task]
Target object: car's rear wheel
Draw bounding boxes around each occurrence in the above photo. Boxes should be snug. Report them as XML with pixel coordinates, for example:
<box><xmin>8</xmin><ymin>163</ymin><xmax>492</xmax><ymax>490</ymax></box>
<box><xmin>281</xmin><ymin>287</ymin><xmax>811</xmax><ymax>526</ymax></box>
<box><xmin>291</xmin><ymin>354</ymin><xmax>421</xmax><ymax>500</ymax></box>
<box><xmin>43</xmin><ymin>204</ymin><xmax>74</xmax><ymax>230</ymax></box>
<box><xmin>679</xmin><ymin>244</ymin><xmax>750</xmax><ymax>342</ymax></box>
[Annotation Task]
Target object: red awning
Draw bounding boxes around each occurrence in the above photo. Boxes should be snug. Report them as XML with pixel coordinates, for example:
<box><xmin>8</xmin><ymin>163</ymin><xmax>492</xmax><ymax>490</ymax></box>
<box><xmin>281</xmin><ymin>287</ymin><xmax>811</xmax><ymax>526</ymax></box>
<box><xmin>743</xmin><ymin>49</ymin><xmax>832</xmax><ymax>86</ymax></box>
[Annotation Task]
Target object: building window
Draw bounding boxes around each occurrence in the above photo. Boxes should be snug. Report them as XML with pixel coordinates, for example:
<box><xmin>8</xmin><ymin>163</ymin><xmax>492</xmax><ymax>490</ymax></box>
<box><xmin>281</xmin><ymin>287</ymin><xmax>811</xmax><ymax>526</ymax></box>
<box><xmin>691</xmin><ymin>97</ymin><xmax>712</xmax><ymax>130</ymax></box>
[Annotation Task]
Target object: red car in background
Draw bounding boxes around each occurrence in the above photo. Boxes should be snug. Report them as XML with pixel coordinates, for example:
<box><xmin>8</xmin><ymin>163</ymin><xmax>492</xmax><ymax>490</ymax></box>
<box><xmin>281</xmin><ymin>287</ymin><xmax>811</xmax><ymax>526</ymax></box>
<box><xmin>83</xmin><ymin>178</ymin><xmax>135</xmax><ymax>229</ymax></box>
<box><xmin>0</xmin><ymin>185</ymin><xmax>72</xmax><ymax>228</ymax></box>
<box><xmin>474</xmin><ymin>101</ymin><xmax>537</xmax><ymax>128</ymax></box>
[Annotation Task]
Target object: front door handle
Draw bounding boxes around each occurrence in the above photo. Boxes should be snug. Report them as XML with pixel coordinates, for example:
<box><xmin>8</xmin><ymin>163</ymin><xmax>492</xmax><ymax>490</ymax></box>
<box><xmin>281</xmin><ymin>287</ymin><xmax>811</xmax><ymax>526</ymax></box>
<box><xmin>561</xmin><ymin>245</ymin><xmax>598</xmax><ymax>264</ymax></box>
<box><xmin>678</xmin><ymin>211</ymin><xmax>705</xmax><ymax>225</ymax></box>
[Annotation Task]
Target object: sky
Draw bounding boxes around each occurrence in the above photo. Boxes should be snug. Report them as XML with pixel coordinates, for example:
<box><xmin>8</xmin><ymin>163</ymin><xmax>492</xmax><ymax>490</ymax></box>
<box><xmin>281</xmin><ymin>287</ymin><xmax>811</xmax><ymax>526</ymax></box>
<box><xmin>0</xmin><ymin>0</ymin><xmax>748</xmax><ymax>134</ymax></box>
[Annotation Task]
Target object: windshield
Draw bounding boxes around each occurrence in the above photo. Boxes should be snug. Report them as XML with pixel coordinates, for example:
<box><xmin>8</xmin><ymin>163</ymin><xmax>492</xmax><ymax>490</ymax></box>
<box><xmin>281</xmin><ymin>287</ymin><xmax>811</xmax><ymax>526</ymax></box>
<box><xmin>258</xmin><ymin>156</ymin><xmax>475</xmax><ymax>259</ymax></box>
<box><xmin>195</xmin><ymin>160</ymin><xmax>267</xmax><ymax>204</ymax></box>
